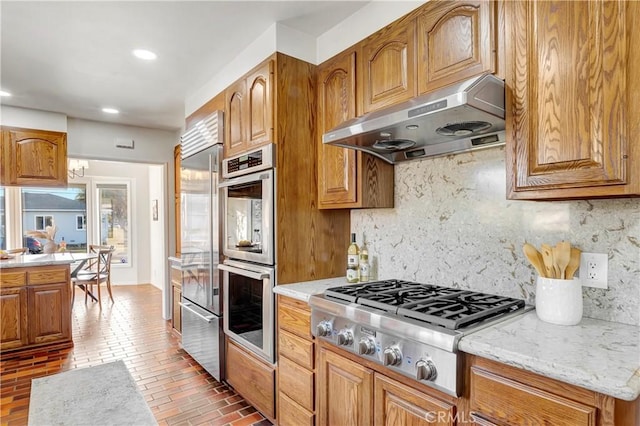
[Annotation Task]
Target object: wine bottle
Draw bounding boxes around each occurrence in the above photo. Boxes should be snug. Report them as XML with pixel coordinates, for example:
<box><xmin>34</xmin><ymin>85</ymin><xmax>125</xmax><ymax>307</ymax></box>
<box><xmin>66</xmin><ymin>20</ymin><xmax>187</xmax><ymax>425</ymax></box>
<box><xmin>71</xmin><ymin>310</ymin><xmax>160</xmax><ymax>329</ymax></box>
<box><xmin>359</xmin><ymin>242</ymin><xmax>370</xmax><ymax>282</ymax></box>
<box><xmin>346</xmin><ymin>233</ymin><xmax>359</xmax><ymax>283</ymax></box>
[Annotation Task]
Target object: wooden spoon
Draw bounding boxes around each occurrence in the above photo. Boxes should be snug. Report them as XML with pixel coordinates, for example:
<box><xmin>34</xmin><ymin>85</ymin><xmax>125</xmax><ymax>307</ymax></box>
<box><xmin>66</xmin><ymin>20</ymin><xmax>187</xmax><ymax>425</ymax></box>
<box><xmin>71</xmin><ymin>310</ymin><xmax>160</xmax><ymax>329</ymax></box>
<box><xmin>540</xmin><ymin>244</ymin><xmax>556</xmax><ymax>278</ymax></box>
<box><xmin>523</xmin><ymin>243</ymin><xmax>547</xmax><ymax>277</ymax></box>
<box><xmin>554</xmin><ymin>241</ymin><xmax>571</xmax><ymax>279</ymax></box>
<box><xmin>565</xmin><ymin>247</ymin><xmax>582</xmax><ymax>279</ymax></box>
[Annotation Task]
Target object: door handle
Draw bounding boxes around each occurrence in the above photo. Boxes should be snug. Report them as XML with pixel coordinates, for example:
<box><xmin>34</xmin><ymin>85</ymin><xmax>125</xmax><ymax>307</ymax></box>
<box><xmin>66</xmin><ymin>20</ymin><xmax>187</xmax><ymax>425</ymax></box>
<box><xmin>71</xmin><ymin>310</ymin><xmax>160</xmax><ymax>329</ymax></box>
<box><xmin>218</xmin><ymin>263</ymin><xmax>269</xmax><ymax>280</ymax></box>
<box><xmin>180</xmin><ymin>302</ymin><xmax>215</xmax><ymax>323</ymax></box>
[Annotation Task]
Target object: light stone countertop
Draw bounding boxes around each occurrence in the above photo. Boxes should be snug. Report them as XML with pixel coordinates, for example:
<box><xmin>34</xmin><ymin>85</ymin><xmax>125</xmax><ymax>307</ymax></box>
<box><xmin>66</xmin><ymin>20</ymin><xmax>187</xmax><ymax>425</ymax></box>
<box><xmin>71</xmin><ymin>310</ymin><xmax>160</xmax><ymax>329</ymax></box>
<box><xmin>273</xmin><ymin>277</ymin><xmax>350</xmax><ymax>302</ymax></box>
<box><xmin>458</xmin><ymin>311</ymin><xmax>640</xmax><ymax>401</ymax></box>
<box><xmin>0</xmin><ymin>253</ymin><xmax>82</xmax><ymax>269</ymax></box>
<box><xmin>273</xmin><ymin>278</ymin><xmax>640</xmax><ymax>401</ymax></box>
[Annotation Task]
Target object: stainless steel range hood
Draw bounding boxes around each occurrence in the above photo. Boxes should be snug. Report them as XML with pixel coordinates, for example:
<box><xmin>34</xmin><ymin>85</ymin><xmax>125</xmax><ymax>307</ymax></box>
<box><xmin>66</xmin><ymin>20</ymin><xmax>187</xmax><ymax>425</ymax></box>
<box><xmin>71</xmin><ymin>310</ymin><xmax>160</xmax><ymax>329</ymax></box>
<box><xmin>322</xmin><ymin>74</ymin><xmax>505</xmax><ymax>164</ymax></box>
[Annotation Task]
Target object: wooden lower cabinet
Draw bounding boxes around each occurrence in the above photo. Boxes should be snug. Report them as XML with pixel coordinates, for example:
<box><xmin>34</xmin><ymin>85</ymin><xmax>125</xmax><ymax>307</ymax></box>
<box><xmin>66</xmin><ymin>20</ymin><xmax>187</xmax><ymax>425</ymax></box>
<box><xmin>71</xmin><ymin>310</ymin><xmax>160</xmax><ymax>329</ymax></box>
<box><xmin>0</xmin><ymin>265</ymin><xmax>72</xmax><ymax>353</ymax></box>
<box><xmin>317</xmin><ymin>347</ymin><xmax>373</xmax><ymax>426</ymax></box>
<box><xmin>226</xmin><ymin>338</ymin><xmax>275</xmax><ymax>421</ymax></box>
<box><xmin>276</xmin><ymin>295</ymin><xmax>316</xmax><ymax>425</ymax></box>
<box><xmin>169</xmin><ymin>258</ymin><xmax>182</xmax><ymax>335</ymax></box>
<box><xmin>468</xmin><ymin>355</ymin><xmax>640</xmax><ymax>426</ymax></box>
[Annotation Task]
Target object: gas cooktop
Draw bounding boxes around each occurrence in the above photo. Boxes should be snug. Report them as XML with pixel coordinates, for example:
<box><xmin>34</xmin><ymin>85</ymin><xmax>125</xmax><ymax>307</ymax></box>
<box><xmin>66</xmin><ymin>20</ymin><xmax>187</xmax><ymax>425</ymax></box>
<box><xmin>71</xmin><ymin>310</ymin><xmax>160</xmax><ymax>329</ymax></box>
<box><xmin>309</xmin><ymin>279</ymin><xmax>531</xmax><ymax>397</ymax></box>
<box><xmin>324</xmin><ymin>279</ymin><xmax>526</xmax><ymax>330</ymax></box>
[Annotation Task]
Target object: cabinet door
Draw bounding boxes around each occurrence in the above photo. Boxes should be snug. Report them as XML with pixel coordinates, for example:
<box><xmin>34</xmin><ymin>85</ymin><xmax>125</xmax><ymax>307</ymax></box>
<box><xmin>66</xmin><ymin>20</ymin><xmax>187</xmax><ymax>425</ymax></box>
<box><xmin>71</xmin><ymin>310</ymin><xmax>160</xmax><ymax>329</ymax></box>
<box><xmin>506</xmin><ymin>0</ymin><xmax>639</xmax><ymax>199</ymax></box>
<box><xmin>361</xmin><ymin>19</ymin><xmax>416</xmax><ymax>113</ymax></box>
<box><xmin>27</xmin><ymin>283</ymin><xmax>71</xmax><ymax>345</ymax></box>
<box><xmin>317</xmin><ymin>50</ymin><xmax>359</xmax><ymax>207</ymax></box>
<box><xmin>173</xmin><ymin>144</ymin><xmax>181</xmax><ymax>257</ymax></box>
<box><xmin>417</xmin><ymin>0</ymin><xmax>495</xmax><ymax>94</ymax></box>
<box><xmin>317</xmin><ymin>347</ymin><xmax>373</xmax><ymax>426</ymax></box>
<box><xmin>374</xmin><ymin>374</ymin><xmax>455</xmax><ymax>426</ymax></box>
<box><xmin>224</xmin><ymin>79</ymin><xmax>248</xmax><ymax>158</ymax></box>
<box><xmin>1</xmin><ymin>127</ymin><xmax>67</xmax><ymax>186</ymax></box>
<box><xmin>172</xmin><ymin>284</ymin><xmax>181</xmax><ymax>334</ymax></box>
<box><xmin>0</xmin><ymin>288</ymin><xmax>28</xmax><ymax>351</ymax></box>
<box><xmin>246</xmin><ymin>60</ymin><xmax>273</xmax><ymax>149</ymax></box>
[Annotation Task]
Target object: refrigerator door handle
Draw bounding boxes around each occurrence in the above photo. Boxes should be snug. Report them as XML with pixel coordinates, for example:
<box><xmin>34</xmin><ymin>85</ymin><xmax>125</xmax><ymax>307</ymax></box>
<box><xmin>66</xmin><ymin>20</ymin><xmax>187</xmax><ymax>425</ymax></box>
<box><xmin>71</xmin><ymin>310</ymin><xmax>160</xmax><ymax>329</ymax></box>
<box><xmin>218</xmin><ymin>263</ymin><xmax>269</xmax><ymax>281</ymax></box>
<box><xmin>180</xmin><ymin>302</ymin><xmax>216</xmax><ymax>323</ymax></box>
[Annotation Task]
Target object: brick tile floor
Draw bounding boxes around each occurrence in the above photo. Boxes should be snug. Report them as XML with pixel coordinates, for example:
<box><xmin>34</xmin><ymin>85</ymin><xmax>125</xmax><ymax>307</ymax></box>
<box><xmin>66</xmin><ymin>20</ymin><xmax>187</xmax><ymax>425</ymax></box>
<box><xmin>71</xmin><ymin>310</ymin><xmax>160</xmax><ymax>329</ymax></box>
<box><xmin>0</xmin><ymin>284</ymin><xmax>271</xmax><ymax>426</ymax></box>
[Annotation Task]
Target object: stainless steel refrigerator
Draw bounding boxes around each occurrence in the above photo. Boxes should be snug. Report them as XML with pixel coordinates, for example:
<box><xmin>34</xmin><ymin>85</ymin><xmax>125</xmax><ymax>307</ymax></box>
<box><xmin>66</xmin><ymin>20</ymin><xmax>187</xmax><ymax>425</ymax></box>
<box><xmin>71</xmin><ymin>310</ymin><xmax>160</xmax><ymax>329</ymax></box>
<box><xmin>179</xmin><ymin>139</ymin><xmax>224</xmax><ymax>382</ymax></box>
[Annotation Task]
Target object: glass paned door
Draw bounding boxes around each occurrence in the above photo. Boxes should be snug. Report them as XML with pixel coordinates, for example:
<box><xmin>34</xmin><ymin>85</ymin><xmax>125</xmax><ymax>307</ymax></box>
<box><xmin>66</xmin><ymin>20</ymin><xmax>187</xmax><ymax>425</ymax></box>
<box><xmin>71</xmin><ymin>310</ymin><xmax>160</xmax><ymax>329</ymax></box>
<box><xmin>97</xmin><ymin>183</ymin><xmax>129</xmax><ymax>264</ymax></box>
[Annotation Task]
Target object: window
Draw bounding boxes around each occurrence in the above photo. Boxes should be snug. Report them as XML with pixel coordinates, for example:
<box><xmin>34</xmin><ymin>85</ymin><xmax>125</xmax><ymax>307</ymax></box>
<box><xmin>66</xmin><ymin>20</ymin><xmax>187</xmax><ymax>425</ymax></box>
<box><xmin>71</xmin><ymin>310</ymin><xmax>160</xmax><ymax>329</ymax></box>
<box><xmin>76</xmin><ymin>215</ymin><xmax>86</xmax><ymax>230</ymax></box>
<box><xmin>34</xmin><ymin>215</ymin><xmax>54</xmax><ymax>230</ymax></box>
<box><xmin>97</xmin><ymin>183</ymin><xmax>130</xmax><ymax>264</ymax></box>
<box><xmin>22</xmin><ymin>186</ymin><xmax>87</xmax><ymax>253</ymax></box>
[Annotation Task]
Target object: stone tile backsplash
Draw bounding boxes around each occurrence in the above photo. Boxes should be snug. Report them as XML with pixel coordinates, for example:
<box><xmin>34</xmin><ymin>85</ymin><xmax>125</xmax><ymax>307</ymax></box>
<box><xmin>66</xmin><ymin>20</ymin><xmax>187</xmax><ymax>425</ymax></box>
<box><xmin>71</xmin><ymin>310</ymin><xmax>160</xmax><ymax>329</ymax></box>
<box><xmin>352</xmin><ymin>146</ymin><xmax>640</xmax><ymax>326</ymax></box>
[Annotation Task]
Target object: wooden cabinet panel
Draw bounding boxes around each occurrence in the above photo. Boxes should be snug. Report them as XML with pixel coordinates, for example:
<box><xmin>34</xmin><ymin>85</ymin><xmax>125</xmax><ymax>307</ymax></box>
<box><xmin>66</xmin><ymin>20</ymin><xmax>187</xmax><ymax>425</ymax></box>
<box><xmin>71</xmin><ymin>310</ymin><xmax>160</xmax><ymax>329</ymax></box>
<box><xmin>226</xmin><ymin>339</ymin><xmax>275</xmax><ymax>420</ymax></box>
<box><xmin>470</xmin><ymin>365</ymin><xmax>596</xmax><ymax>425</ymax></box>
<box><xmin>247</xmin><ymin>60</ymin><xmax>273</xmax><ymax>149</ymax></box>
<box><xmin>225</xmin><ymin>79</ymin><xmax>248</xmax><ymax>158</ymax></box>
<box><xmin>1</xmin><ymin>127</ymin><xmax>67</xmax><ymax>187</ymax></box>
<box><xmin>278</xmin><ymin>392</ymin><xmax>315</xmax><ymax>426</ymax></box>
<box><xmin>277</xmin><ymin>299</ymin><xmax>312</xmax><ymax>339</ymax></box>
<box><xmin>317</xmin><ymin>346</ymin><xmax>373</xmax><ymax>426</ymax></box>
<box><xmin>172</xmin><ymin>285</ymin><xmax>181</xmax><ymax>334</ymax></box>
<box><xmin>278</xmin><ymin>329</ymin><xmax>314</xmax><ymax>370</ymax></box>
<box><xmin>279</xmin><ymin>355</ymin><xmax>314</xmax><ymax>412</ymax></box>
<box><xmin>173</xmin><ymin>144</ymin><xmax>181</xmax><ymax>257</ymax></box>
<box><xmin>27</xmin><ymin>283</ymin><xmax>71</xmax><ymax>345</ymax></box>
<box><xmin>374</xmin><ymin>374</ymin><xmax>455</xmax><ymax>426</ymax></box>
<box><xmin>417</xmin><ymin>0</ymin><xmax>495</xmax><ymax>94</ymax></box>
<box><xmin>0</xmin><ymin>287</ymin><xmax>28</xmax><ymax>351</ymax></box>
<box><xmin>361</xmin><ymin>19</ymin><xmax>416</xmax><ymax>113</ymax></box>
<box><xmin>506</xmin><ymin>0</ymin><xmax>640</xmax><ymax>199</ymax></box>
<box><xmin>28</xmin><ymin>268</ymin><xmax>68</xmax><ymax>285</ymax></box>
<box><xmin>317</xmin><ymin>49</ymin><xmax>394</xmax><ymax>209</ymax></box>
<box><xmin>0</xmin><ymin>271</ymin><xmax>26</xmax><ymax>287</ymax></box>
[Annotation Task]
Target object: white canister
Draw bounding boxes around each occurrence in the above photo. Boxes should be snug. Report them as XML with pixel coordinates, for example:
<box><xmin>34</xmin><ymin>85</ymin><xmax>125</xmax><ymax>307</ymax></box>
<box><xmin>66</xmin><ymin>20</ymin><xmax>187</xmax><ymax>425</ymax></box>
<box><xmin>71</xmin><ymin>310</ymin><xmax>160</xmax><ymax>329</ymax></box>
<box><xmin>535</xmin><ymin>277</ymin><xmax>583</xmax><ymax>325</ymax></box>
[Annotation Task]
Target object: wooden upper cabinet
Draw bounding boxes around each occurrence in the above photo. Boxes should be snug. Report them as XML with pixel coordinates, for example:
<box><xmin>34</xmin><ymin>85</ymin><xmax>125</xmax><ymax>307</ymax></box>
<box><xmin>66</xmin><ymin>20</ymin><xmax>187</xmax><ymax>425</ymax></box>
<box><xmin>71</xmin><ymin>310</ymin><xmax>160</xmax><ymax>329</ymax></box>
<box><xmin>224</xmin><ymin>59</ymin><xmax>274</xmax><ymax>159</ymax></box>
<box><xmin>247</xmin><ymin>60</ymin><xmax>273</xmax><ymax>149</ymax></box>
<box><xmin>506</xmin><ymin>0</ymin><xmax>639</xmax><ymax>199</ymax></box>
<box><xmin>317</xmin><ymin>50</ymin><xmax>394</xmax><ymax>209</ymax></box>
<box><xmin>417</xmin><ymin>0</ymin><xmax>495</xmax><ymax>94</ymax></box>
<box><xmin>173</xmin><ymin>144</ymin><xmax>181</xmax><ymax>257</ymax></box>
<box><xmin>1</xmin><ymin>126</ymin><xmax>67</xmax><ymax>187</ymax></box>
<box><xmin>360</xmin><ymin>18</ymin><xmax>416</xmax><ymax>114</ymax></box>
<box><xmin>224</xmin><ymin>79</ymin><xmax>248</xmax><ymax>158</ymax></box>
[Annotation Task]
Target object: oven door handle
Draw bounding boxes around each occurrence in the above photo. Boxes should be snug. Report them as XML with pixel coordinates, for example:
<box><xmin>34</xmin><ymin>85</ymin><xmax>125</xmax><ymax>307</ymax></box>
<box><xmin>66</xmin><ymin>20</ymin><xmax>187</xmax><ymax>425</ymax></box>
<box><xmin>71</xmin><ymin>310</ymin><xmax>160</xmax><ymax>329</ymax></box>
<box><xmin>180</xmin><ymin>302</ymin><xmax>216</xmax><ymax>323</ymax></box>
<box><xmin>218</xmin><ymin>263</ymin><xmax>270</xmax><ymax>281</ymax></box>
<box><xmin>218</xmin><ymin>171</ymin><xmax>271</xmax><ymax>188</ymax></box>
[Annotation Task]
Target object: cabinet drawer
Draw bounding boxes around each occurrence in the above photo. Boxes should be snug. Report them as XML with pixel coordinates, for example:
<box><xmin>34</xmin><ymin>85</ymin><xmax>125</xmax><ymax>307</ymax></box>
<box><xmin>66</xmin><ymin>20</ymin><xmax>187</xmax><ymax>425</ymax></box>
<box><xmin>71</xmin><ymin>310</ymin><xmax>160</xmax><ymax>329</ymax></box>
<box><xmin>0</xmin><ymin>271</ymin><xmax>26</xmax><ymax>287</ymax></box>
<box><xmin>226</xmin><ymin>339</ymin><xmax>275</xmax><ymax>419</ymax></box>
<box><xmin>28</xmin><ymin>268</ymin><xmax>68</xmax><ymax>285</ymax></box>
<box><xmin>278</xmin><ymin>329</ymin><xmax>314</xmax><ymax>369</ymax></box>
<box><xmin>278</xmin><ymin>355</ymin><xmax>314</xmax><ymax>412</ymax></box>
<box><xmin>278</xmin><ymin>392</ymin><xmax>314</xmax><ymax>426</ymax></box>
<box><xmin>470</xmin><ymin>366</ymin><xmax>597</xmax><ymax>425</ymax></box>
<box><xmin>278</xmin><ymin>299</ymin><xmax>312</xmax><ymax>339</ymax></box>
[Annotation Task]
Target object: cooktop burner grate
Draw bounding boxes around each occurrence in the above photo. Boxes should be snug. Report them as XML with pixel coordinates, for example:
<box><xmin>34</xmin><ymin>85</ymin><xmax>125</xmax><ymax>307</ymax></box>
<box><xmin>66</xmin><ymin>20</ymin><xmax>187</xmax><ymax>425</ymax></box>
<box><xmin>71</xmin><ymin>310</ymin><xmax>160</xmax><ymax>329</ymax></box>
<box><xmin>324</xmin><ymin>280</ymin><xmax>525</xmax><ymax>330</ymax></box>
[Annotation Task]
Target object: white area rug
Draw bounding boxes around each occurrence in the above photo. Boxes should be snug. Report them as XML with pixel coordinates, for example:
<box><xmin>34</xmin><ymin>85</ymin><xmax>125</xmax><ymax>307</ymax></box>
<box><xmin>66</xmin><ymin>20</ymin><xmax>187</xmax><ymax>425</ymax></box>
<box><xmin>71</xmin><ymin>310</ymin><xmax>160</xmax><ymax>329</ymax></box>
<box><xmin>28</xmin><ymin>360</ymin><xmax>157</xmax><ymax>426</ymax></box>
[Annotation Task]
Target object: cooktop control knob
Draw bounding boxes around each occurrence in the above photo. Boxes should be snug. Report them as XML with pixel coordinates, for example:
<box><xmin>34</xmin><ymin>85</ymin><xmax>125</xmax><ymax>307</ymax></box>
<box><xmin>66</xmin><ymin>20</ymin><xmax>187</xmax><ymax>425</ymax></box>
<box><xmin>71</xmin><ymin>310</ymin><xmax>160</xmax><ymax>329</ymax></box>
<box><xmin>383</xmin><ymin>346</ymin><xmax>402</xmax><ymax>366</ymax></box>
<box><xmin>316</xmin><ymin>320</ymin><xmax>332</xmax><ymax>337</ymax></box>
<box><xmin>358</xmin><ymin>337</ymin><xmax>376</xmax><ymax>355</ymax></box>
<box><xmin>416</xmin><ymin>359</ymin><xmax>437</xmax><ymax>381</ymax></box>
<box><xmin>336</xmin><ymin>329</ymin><xmax>354</xmax><ymax>346</ymax></box>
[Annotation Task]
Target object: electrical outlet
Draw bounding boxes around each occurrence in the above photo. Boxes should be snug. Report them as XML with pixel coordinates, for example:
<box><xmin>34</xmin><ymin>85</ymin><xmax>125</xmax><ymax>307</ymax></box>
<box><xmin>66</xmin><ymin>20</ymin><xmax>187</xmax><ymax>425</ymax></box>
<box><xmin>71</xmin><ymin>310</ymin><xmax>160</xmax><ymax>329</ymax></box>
<box><xmin>579</xmin><ymin>252</ymin><xmax>608</xmax><ymax>289</ymax></box>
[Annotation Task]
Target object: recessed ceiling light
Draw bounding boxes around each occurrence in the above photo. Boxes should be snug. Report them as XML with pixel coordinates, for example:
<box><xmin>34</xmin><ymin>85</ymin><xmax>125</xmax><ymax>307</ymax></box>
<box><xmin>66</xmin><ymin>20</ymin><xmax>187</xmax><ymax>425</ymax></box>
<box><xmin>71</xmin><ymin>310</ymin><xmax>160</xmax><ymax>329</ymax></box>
<box><xmin>102</xmin><ymin>107</ymin><xmax>119</xmax><ymax>114</ymax></box>
<box><xmin>132</xmin><ymin>49</ymin><xmax>157</xmax><ymax>61</ymax></box>
<box><xmin>0</xmin><ymin>90</ymin><xmax>11</xmax><ymax>97</ymax></box>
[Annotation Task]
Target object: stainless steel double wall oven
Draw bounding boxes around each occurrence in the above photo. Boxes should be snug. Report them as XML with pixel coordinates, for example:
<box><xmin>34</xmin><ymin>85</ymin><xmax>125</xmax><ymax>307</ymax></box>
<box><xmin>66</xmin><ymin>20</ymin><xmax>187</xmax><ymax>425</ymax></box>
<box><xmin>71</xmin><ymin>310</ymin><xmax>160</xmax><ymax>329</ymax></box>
<box><xmin>219</xmin><ymin>144</ymin><xmax>276</xmax><ymax>364</ymax></box>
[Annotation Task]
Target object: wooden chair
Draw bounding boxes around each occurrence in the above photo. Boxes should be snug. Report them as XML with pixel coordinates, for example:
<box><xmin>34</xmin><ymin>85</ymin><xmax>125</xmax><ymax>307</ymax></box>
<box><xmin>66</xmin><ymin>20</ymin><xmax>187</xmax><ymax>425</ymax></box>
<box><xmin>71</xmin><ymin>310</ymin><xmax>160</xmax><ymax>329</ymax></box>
<box><xmin>72</xmin><ymin>245</ymin><xmax>115</xmax><ymax>306</ymax></box>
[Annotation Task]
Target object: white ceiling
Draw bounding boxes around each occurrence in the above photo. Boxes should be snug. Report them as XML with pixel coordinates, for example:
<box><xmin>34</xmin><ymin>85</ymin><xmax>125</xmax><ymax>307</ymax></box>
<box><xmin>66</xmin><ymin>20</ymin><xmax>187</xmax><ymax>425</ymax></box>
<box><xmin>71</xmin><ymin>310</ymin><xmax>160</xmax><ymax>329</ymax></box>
<box><xmin>0</xmin><ymin>1</ymin><xmax>369</xmax><ymax>131</ymax></box>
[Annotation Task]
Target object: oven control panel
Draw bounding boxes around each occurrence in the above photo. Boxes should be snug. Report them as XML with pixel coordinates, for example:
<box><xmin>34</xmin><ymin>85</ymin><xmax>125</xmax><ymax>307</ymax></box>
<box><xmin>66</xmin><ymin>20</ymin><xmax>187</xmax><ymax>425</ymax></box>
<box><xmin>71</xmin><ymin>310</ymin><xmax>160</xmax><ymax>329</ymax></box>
<box><xmin>311</xmin><ymin>311</ymin><xmax>461</xmax><ymax>397</ymax></box>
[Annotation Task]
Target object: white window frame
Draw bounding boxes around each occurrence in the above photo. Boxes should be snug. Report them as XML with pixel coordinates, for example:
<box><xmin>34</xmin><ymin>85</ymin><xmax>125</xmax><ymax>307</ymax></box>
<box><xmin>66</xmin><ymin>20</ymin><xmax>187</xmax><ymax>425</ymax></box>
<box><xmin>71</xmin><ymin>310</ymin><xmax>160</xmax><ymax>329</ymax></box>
<box><xmin>34</xmin><ymin>215</ymin><xmax>54</xmax><ymax>231</ymax></box>
<box><xmin>92</xmin><ymin>178</ymin><xmax>133</xmax><ymax>268</ymax></box>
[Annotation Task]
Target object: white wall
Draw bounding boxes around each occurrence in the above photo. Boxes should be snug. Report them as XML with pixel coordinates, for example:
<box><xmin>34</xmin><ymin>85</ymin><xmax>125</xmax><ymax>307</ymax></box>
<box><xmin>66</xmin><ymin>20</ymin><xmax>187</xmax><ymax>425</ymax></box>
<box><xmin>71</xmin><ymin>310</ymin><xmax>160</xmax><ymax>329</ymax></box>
<box><xmin>0</xmin><ymin>105</ymin><xmax>67</xmax><ymax>131</ymax></box>
<box><xmin>149</xmin><ymin>164</ymin><xmax>170</xmax><ymax>319</ymax></box>
<box><xmin>185</xmin><ymin>1</ymin><xmax>425</xmax><ymax>117</ymax></box>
